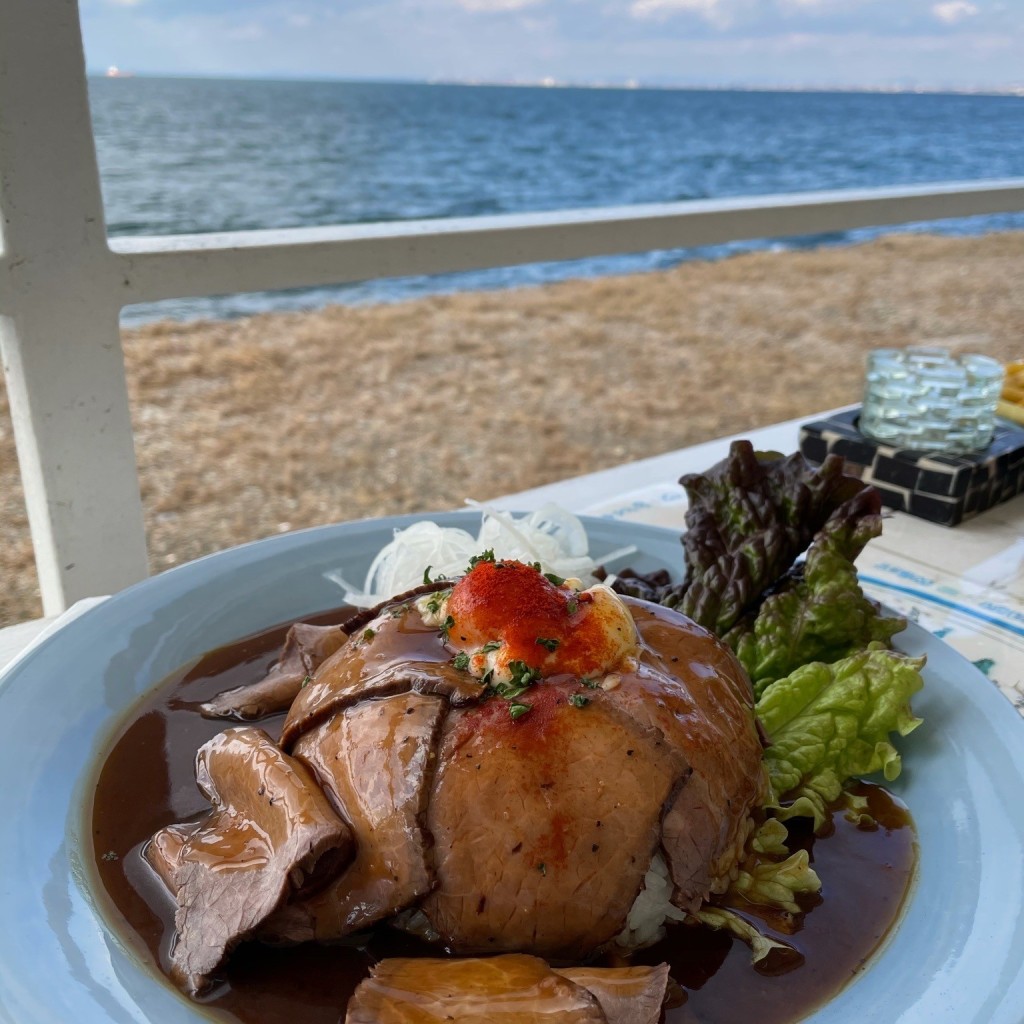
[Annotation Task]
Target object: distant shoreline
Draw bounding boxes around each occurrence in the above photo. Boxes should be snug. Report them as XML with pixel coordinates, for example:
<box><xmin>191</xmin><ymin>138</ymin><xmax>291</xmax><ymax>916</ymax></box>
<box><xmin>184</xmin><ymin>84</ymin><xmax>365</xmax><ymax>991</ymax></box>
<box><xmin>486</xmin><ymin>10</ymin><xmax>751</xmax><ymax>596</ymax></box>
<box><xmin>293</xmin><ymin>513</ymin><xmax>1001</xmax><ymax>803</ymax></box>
<box><xmin>87</xmin><ymin>72</ymin><xmax>1024</xmax><ymax>98</ymax></box>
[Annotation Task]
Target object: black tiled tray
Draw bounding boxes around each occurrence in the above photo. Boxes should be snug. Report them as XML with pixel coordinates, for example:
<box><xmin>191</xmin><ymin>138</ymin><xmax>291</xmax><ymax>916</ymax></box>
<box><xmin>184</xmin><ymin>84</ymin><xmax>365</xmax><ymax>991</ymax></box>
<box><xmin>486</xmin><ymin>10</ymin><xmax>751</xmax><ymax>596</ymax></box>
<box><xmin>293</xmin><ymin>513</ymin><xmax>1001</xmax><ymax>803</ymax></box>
<box><xmin>799</xmin><ymin>407</ymin><xmax>1024</xmax><ymax>526</ymax></box>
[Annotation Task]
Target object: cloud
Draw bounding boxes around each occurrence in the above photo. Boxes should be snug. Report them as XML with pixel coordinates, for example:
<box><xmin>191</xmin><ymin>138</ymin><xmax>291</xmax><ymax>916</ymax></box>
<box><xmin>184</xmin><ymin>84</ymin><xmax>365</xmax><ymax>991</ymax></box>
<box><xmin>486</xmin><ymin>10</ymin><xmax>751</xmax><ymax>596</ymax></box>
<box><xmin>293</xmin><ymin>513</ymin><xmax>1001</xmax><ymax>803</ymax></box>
<box><xmin>79</xmin><ymin>0</ymin><xmax>1024</xmax><ymax>91</ymax></box>
<box><xmin>932</xmin><ymin>1</ymin><xmax>979</xmax><ymax>23</ymax></box>
<box><xmin>457</xmin><ymin>0</ymin><xmax>545</xmax><ymax>10</ymax></box>
<box><xmin>629</xmin><ymin>0</ymin><xmax>730</xmax><ymax>26</ymax></box>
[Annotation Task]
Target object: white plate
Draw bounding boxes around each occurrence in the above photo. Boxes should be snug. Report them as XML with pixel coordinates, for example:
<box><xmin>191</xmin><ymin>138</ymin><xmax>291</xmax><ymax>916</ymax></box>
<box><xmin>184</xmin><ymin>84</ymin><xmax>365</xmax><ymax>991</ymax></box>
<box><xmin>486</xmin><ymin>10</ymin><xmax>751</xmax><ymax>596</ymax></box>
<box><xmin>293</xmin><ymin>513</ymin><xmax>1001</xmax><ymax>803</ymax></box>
<box><xmin>0</xmin><ymin>513</ymin><xmax>1023</xmax><ymax>1024</ymax></box>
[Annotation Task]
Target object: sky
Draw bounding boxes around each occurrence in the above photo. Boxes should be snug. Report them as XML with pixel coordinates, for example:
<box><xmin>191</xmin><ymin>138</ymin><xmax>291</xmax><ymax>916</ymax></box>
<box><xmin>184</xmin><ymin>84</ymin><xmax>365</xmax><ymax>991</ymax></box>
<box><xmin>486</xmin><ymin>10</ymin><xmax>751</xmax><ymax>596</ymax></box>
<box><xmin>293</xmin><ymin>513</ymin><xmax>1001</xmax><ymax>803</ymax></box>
<box><xmin>80</xmin><ymin>0</ymin><xmax>1024</xmax><ymax>92</ymax></box>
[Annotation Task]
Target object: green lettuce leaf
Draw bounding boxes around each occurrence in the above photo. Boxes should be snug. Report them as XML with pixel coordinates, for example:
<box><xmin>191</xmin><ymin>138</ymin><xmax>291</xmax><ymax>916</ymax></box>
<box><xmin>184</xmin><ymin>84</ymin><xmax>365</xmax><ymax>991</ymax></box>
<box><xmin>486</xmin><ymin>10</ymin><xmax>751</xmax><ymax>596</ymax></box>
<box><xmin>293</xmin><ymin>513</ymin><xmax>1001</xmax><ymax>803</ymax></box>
<box><xmin>729</xmin><ymin>488</ymin><xmax>906</xmax><ymax>695</ymax></box>
<box><xmin>749</xmin><ymin>817</ymin><xmax>790</xmax><ymax>856</ymax></box>
<box><xmin>756</xmin><ymin>645</ymin><xmax>924</xmax><ymax>831</ymax></box>
<box><xmin>731</xmin><ymin>849</ymin><xmax>822</xmax><ymax>915</ymax></box>
<box><xmin>692</xmin><ymin>907</ymin><xmax>797</xmax><ymax>966</ymax></box>
<box><xmin>727</xmin><ymin>820</ymin><xmax>822</xmax><ymax>915</ymax></box>
<box><xmin>662</xmin><ymin>441</ymin><xmax>874</xmax><ymax>634</ymax></box>
<box><xmin>840</xmin><ymin>790</ymin><xmax>876</xmax><ymax>828</ymax></box>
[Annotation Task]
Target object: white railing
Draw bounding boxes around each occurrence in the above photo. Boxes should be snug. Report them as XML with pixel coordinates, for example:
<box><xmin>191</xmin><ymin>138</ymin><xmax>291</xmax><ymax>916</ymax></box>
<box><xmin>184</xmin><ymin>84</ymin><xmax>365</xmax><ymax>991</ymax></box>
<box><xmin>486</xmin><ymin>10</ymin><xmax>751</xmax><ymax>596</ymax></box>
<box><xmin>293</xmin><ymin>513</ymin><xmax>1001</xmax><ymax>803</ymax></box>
<box><xmin>2</xmin><ymin>0</ymin><xmax>1024</xmax><ymax>615</ymax></box>
<box><xmin>113</xmin><ymin>179</ymin><xmax>1024</xmax><ymax>302</ymax></box>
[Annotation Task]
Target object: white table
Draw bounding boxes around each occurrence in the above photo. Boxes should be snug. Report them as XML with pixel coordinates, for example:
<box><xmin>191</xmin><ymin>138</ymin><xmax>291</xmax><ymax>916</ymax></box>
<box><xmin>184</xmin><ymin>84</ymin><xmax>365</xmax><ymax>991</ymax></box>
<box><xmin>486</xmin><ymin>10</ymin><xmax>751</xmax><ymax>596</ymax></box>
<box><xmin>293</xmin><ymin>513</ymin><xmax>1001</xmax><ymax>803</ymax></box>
<box><xmin>3</xmin><ymin>410</ymin><xmax>1023</xmax><ymax>710</ymax></box>
<box><xmin>0</xmin><ymin>616</ymin><xmax>55</xmax><ymax>670</ymax></box>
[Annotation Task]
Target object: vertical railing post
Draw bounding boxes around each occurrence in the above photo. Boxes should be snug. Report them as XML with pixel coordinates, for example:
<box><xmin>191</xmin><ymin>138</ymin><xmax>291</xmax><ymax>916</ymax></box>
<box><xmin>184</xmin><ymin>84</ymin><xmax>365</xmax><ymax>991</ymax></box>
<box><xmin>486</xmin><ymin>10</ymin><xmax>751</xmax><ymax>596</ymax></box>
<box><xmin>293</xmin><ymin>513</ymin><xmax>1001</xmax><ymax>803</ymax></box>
<box><xmin>0</xmin><ymin>0</ymin><xmax>148</xmax><ymax>614</ymax></box>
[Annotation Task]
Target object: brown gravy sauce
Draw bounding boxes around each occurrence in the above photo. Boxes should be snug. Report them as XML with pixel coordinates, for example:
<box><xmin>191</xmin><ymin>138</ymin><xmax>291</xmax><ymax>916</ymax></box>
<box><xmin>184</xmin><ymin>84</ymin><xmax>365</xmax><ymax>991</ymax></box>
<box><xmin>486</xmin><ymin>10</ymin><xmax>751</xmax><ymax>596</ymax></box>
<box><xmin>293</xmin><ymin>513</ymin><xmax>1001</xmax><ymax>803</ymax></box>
<box><xmin>89</xmin><ymin>610</ymin><xmax>917</xmax><ymax>1024</ymax></box>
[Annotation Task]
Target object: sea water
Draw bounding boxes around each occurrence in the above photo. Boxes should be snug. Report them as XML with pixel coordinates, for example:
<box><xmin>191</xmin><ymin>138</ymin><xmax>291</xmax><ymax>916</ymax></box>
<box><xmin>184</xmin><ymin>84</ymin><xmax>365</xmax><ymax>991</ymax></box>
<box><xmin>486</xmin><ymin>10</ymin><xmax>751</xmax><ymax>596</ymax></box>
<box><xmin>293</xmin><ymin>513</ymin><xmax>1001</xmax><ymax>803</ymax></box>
<box><xmin>86</xmin><ymin>78</ymin><xmax>1024</xmax><ymax>325</ymax></box>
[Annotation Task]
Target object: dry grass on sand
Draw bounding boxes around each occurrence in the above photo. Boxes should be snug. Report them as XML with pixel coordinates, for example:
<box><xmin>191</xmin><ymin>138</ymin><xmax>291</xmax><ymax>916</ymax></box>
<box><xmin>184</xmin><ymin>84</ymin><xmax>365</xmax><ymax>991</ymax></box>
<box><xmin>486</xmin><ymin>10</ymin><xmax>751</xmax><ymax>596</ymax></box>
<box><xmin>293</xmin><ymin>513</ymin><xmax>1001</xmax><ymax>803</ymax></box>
<box><xmin>2</xmin><ymin>231</ymin><xmax>1023</xmax><ymax>625</ymax></box>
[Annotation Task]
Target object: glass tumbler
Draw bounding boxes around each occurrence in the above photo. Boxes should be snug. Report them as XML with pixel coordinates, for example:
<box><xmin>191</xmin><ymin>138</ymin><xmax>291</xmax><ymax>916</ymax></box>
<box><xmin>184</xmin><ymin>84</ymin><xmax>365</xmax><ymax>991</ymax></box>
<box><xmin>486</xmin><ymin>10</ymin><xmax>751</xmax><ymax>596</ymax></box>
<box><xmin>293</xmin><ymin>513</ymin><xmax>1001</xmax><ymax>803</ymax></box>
<box><xmin>859</xmin><ymin>347</ymin><xmax>1005</xmax><ymax>454</ymax></box>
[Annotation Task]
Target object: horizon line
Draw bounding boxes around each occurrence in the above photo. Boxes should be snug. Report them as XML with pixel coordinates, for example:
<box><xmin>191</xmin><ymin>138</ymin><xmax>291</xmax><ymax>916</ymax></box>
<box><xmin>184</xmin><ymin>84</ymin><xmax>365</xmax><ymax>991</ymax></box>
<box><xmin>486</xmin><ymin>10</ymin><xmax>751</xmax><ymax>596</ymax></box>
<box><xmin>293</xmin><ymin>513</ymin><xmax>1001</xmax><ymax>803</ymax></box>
<box><xmin>88</xmin><ymin>70</ymin><xmax>1024</xmax><ymax>98</ymax></box>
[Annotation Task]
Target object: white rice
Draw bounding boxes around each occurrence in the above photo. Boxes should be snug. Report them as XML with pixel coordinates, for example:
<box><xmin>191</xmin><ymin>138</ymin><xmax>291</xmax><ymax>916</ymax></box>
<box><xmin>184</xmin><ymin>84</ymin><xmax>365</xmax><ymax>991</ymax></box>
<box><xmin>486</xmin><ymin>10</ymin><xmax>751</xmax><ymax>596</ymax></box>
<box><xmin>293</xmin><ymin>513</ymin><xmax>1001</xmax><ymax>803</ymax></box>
<box><xmin>616</xmin><ymin>852</ymin><xmax>688</xmax><ymax>949</ymax></box>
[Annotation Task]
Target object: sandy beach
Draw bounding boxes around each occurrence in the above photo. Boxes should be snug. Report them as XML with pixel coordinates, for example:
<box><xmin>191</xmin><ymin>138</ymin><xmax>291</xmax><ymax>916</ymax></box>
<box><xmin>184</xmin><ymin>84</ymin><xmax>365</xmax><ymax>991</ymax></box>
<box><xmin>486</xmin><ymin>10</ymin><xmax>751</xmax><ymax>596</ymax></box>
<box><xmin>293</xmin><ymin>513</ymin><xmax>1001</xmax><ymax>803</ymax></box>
<box><xmin>2</xmin><ymin>230</ymin><xmax>1023</xmax><ymax>626</ymax></box>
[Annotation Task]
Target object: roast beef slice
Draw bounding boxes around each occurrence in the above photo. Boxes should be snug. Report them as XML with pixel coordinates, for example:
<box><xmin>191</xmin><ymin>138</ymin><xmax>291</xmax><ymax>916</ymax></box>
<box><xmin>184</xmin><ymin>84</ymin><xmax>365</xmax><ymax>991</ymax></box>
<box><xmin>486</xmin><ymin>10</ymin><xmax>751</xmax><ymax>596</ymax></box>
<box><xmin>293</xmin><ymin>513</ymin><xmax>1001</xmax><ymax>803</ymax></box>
<box><xmin>281</xmin><ymin>608</ymin><xmax>483</xmax><ymax>749</ymax></box>
<box><xmin>344</xmin><ymin>954</ymin><xmax>607</xmax><ymax>1024</ymax></box>
<box><xmin>264</xmin><ymin>691</ymin><xmax>445</xmax><ymax>942</ymax></box>
<box><xmin>201</xmin><ymin>623</ymin><xmax>349</xmax><ymax>720</ymax></box>
<box><xmin>554</xmin><ymin>964</ymin><xmax>671</xmax><ymax>1024</ymax></box>
<box><xmin>613</xmin><ymin>601</ymin><xmax>767</xmax><ymax>907</ymax></box>
<box><xmin>144</xmin><ymin>727</ymin><xmax>353</xmax><ymax>994</ymax></box>
<box><xmin>420</xmin><ymin>682</ymin><xmax>690</xmax><ymax>958</ymax></box>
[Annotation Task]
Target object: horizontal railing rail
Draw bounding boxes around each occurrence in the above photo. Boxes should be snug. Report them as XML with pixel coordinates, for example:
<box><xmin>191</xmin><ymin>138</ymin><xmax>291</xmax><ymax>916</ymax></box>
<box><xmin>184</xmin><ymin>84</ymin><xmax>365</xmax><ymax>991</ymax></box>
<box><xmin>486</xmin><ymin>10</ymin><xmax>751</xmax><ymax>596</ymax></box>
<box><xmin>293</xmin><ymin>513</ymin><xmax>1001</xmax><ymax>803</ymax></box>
<box><xmin>2</xmin><ymin>1</ymin><xmax>1024</xmax><ymax>617</ymax></box>
<box><xmin>110</xmin><ymin>179</ymin><xmax>1024</xmax><ymax>304</ymax></box>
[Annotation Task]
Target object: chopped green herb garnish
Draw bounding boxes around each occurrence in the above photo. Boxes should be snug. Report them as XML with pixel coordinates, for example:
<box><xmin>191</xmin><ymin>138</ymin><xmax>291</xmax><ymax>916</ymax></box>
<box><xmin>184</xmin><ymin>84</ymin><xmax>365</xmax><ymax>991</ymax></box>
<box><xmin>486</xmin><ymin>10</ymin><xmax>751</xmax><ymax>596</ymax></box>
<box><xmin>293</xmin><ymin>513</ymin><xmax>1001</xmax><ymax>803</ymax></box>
<box><xmin>569</xmin><ymin>693</ymin><xmax>590</xmax><ymax>708</ymax></box>
<box><xmin>536</xmin><ymin>637</ymin><xmax>560</xmax><ymax>652</ymax></box>
<box><xmin>508</xmin><ymin>660</ymin><xmax>541</xmax><ymax>688</ymax></box>
<box><xmin>363</xmin><ymin>628</ymin><xmax>376</xmax><ymax>642</ymax></box>
<box><xmin>468</xmin><ymin>550</ymin><xmax>496</xmax><ymax>570</ymax></box>
<box><xmin>423</xmin><ymin>565</ymin><xmax>433</xmax><ymax>584</ymax></box>
<box><xmin>439</xmin><ymin>615</ymin><xmax>455</xmax><ymax>642</ymax></box>
<box><xmin>509</xmin><ymin>660</ymin><xmax>536</xmax><ymax>681</ymax></box>
<box><xmin>452</xmin><ymin>651</ymin><xmax>470</xmax><ymax>671</ymax></box>
<box><xmin>530</xmin><ymin>561</ymin><xmax>542</xmax><ymax>572</ymax></box>
<box><xmin>544</xmin><ymin>572</ymin><xmax>566</xmax><ymax>587</ymax></box>
<box><xmin>487</xmin><ymin>660</ymin><xmax>541</xmax><ymax>700</ymax></box>
<box><xmin>425</xmin><ymin>589</ymin><xmax>452</xmax><ymax>615</ymax></box>
<box><xmin>301</xmin><ymin>674</ymin><xmax>312</xmax><ymax>689</ymax></box>
<box><xmin>566</xmin><ymin>598</ymin><xmax>579</xmax><ymax>616</ymax></box>
<box><xmin>489</xmin><ymin>680</ymin><xmax>530</xmax><ymax>699</ymax></box>
<box><xmin>389</xmin><ymin>603</ymin><xmax>409</xmax><ymax>618</ymax></box>
<box><xmin>580</xmin><ymin>677</ymin><xmax>599</xmax><ymax>689</ymax></box>
<box><xmin>510</xmin><ymin>702</ymin><xmax>532</xmax><ymax>720</ymax></box>
<box><xmin>481</xmin><ymin>640</ymin><xmax>502</xmax><ymax>653</ymax></box>
<box><xmin>481</xmin><ymin>668</ymin><xmax>494</xmax><ymax>685</ymax></box>
<box><xmin>537</xmin><ymin>862</ymin><xmax>547</xmax><ymax>874</ymax></box>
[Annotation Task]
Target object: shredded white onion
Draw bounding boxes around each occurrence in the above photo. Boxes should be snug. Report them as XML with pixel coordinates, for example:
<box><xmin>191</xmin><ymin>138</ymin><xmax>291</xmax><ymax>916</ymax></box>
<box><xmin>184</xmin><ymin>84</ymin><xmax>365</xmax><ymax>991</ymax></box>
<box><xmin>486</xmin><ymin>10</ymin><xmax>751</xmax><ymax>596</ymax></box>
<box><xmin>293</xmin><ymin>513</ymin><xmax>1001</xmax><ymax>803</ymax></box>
<box><xmin>338</xmin><ymin>503</ymin><xmax>635</xmax><ymax>608</ymax></box>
